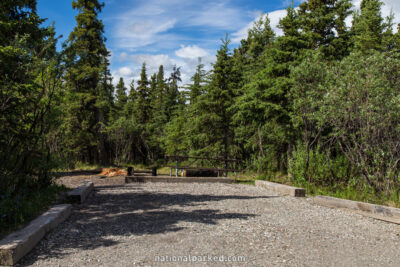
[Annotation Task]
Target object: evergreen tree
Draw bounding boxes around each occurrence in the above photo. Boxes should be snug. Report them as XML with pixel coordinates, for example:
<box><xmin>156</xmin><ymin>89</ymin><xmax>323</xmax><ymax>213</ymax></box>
<box><xmin>395</xmin><ymin>24</ymin><xmax>400</xmax><ymax>50</ymax></box>
<box><xmin>135</xmin><ymin>63</ymin><xmax>150</xmax><ymax>124</ymax></box>
<box><xmin>382</xmin><ymin>11</ymin><xmax>396</xmax><ymax>51</ymax></box>
<box><xmin>156</xmin><ymin>65</ymin><xmax>166</xmax><ymax>109</ymax></box>
<box><xmin>233</xmin><ymin>4</ymin><xmax>306</xmax><ymax>170</ymax></box>
<box><xmin>188</xmin><ymin>58</ymin><xmax>207</xmax><ymax>104</ymax></box>
<box><xmin>128</xmin><ymin>79</ymin><xmax>136</xmax><ymax>101</ymax></box>
<box><xmin>149</xmin><ymin>73</ymin><xmax>157</xmax><ymax>114</ymax></box>
<box><xmin>115</xmin><ymin>77</ymin><xmax>128</xmax><ymax>114</ymax></box>
<box><xmin>245</xmin><ymin>14</ymin><xmax>275</xmax><ymax>69</ymax></box>
<box><xmin>298</xmin><ymin>0</ymin><xmax>353</xmax><ymax>59</ymax></box>
<box><xmin>164</xmin><ymin>65</ymin><xmax>182</xmax><ymax>121</ymax></box>
<box><xmin>351</xmin><ymin>0</ymin><xmax>385</xmax><ymax>53</ymax></box>
<box><xmin>191</xmin><ymin>36</ymin><xmax>236</xmax><ymax>158</ymax></box>
<box><xmin>63</xmin><ymin>0</ymin><xmax>110</xmax><ymax>164</ymax></box>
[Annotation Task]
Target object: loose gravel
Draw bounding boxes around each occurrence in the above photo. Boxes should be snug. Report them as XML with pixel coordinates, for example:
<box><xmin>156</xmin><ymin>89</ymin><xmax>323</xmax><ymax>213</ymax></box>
<box><xmin>17</xmin><ymin>176</ymin><xmax>400</xmax><ymax>266</ymax></box>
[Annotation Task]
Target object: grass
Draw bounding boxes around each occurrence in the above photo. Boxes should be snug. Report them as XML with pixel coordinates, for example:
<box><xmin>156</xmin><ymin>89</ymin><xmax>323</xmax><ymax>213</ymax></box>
<box><xmin>257</xmin><ymin>172</ymin><xmax>400</xmax><ymax>208</ymax></box>
<box><xmin>0</xmin><ymin>183</ymin><xmax>69</xmax><ymax>239</ymax></box>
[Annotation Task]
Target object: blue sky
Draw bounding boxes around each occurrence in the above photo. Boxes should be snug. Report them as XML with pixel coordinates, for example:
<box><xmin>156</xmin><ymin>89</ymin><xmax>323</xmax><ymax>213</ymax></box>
<box><xmin>37</xmin><ymin>0</ymin><xmax>400</xmax><ymax>85</ymax></box>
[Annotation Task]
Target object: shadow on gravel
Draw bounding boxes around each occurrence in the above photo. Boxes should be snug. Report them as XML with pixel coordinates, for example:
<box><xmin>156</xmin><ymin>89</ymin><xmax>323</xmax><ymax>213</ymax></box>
<box><xmin>21</xmin><ymin>184</ymin><xmax>276</xmax><ymax>265</ymax></box>
<box><xmin>52</xmin><ymin>169</ymin><xmax>102</xmax><ymax>177</ymax></box>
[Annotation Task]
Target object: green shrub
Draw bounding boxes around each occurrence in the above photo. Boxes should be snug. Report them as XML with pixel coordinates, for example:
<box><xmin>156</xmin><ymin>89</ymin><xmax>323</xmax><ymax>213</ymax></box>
<box><xmin>288</xmin><ymin>144</ymin><xmax>356</xmax><ymax>187</ymax></box>
<box><xmin>0</xmin><ymin>182</ymin><xmax>68</xmax><ymax>237</ymax></box>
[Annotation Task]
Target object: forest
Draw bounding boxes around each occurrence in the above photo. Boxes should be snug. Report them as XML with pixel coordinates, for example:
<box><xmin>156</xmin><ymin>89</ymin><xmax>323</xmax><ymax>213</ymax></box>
<box><xmin>2</xmin><ymin>0</ymin><xmax>400</xmax><ymax>229</ymax></box>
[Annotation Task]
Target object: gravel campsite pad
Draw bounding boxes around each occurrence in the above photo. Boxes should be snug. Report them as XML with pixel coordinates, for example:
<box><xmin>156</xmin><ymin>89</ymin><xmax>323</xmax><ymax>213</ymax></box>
<box><xmin>18</xmin><ymin>176</ymin><xmax>400</xmax><ymax>266</ymax></box>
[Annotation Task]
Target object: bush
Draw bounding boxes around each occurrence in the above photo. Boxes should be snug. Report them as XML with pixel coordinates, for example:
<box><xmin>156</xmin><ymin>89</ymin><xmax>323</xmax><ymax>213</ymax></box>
<box><xmin>291</xmin><ymin>51</ymin><xmax>400</xmax><ymax>195</ymax></box>
<box><xmin>0</xmin><ymin>183</ymin><xmax>67</xmax><ymax>237</ymax></box>
<box><xmin>289</xmin><ymin>144</ymin><xmax>356</xmax><ymax>187</ymax></box>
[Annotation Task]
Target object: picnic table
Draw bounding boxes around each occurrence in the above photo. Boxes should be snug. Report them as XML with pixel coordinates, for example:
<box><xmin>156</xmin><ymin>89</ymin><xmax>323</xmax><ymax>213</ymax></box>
<box><xmin>166</xmin><ymin>155</ymin><xmax>242</xmax><ymax>178</ymax></box>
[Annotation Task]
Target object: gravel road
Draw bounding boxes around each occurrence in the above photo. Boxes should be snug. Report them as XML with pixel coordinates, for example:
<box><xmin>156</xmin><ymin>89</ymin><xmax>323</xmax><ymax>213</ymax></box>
<box><xmin>18</xmin><ymin>176</ymin><xmax>400</xmax><ymax>266</ymax></box>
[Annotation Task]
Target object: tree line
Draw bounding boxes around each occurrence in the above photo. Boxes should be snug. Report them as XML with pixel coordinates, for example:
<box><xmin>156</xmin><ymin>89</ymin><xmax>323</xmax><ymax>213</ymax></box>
<box><xmin>2</xmin><ymin>0</ymin><xmax>400</xmax><ymax>200</ymax></box>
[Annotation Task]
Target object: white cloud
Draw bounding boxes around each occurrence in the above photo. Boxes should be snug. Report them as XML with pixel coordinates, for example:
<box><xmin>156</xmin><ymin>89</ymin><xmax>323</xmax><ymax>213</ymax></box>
<box><xmin>117</xmin><ymin>67</ymin><xmax>133</xmax><ymax>77</ymax></box>
<box><xmin>129</xmin><ymin>54</ymin><xmax>172</xmax><ymax>70</ymax></box>
<box><xmin>110</xmin><ymin>0</ymin><xmax>253</xmax><ymax>49</ymax></box>
<box><xmin>187</xmin><ymin>2</ymin><xmax>247</xmax><ymax>30</ymax></box>
<box><xmin>115</xmin><ymin>18</ymin><xmax>177</xmax><ymax>48</ymax></box>
<box><xmin>175</xmin><ymin>45</ymin><xmax>210</xmax><ymax>59</ymax></box>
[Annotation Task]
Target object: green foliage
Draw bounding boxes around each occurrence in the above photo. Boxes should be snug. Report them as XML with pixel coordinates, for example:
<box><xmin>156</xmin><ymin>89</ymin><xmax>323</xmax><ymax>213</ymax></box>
<box><xmin>0</xmin><ymin>0</ymin><xmax>63</xmax><ymax>192</ymax></box>
<box><xmin>115</xmin><ymin>77</ymin><xmax>128</xmax><ymax>114</ymax></box>
<box><xmin>291</xmin><ymin>50</ymin><xmax>400</xmax><ymax>194</ymax></box>
<box><xmin>351</xmin><ymin>0</ymin><xmax>385</xmax><ymax>53</ymax></box>
<box><xmin>323</xmin><ymin>52</ymin><xmax>400</xmax><ymax>194</ymax></box>
<box><xmin>189</xmin><ymin>36</ymin><xmax>238</xmax><ymax>159</ymax></box>
<box><xmin>188</xmin><ymin>58</ymin><xmax>208</xmax><ymax>104</ymax></box>
<box><xmin>288</xmin><ymin>145</ymin><xmax>355</xmax><ymax>186</ymax></box>
<box><xmin>63</xmin><ymin>0</ymin><xmax>111</xmax><ymax>165</ymax></box>
<box><xmin>232</xmin><ymin>6</ymin><xmax>304</xmax><ymax>171</ymax></box>
<box><xmin>298</xmin><ymin>0</ymin><xmax>353</xmax><ymax>59</ymax></box>
<box><xmin>0</xmin><ymin>183</ymin><xmax>68</xmax><ymax>238</ymax></box>
<box><xmin>106</xmin><ymin>116</ymin><xmax>141</xmax><ymax>164</ymax></box>
<box><xmin>134</xmin><ymin>63</ymin><xmax>150</xmax><ymax>124</ymax></box>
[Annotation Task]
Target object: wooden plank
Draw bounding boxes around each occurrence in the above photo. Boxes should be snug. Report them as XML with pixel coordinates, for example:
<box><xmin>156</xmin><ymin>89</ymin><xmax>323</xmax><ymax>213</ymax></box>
<box><xmin>166</xmin><ymin>166</ymin><xmax>237</xmax><ymax>172</ymax></box>
<box><xmin>0</xmin><ymin>205</ymin><xmax>72</xmax><ymax>265</ymax></box>
<box><xmin>166</xmin><ymin>155</ymin><xmax>241</xmax><ymax>162</ymax></box>
<box><xmin>126</xmin><ymin>176</ymin><xmax>233</xmax><ymax>184</ymax></box>
<box><xmin>255</xmin><ymin>180</ymin><xmax>306</xmax><ymax>197</ymax></box>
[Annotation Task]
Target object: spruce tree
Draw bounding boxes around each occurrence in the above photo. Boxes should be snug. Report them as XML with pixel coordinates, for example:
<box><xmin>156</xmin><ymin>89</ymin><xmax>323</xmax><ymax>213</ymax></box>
<box><xmin>135</xmin><ymin>63</ymin><xmax>150</xmax><ymax>124</ymax></box>
<box><xmin>382</xmin><ymin>11</ymin><xmax>396</xmax><ymax>51</ymax></box>
<box><xmin>245</xmin><ymin>14</ymin><xmax>275</xmax><ymax>69</ymax></box>
<box><xmin>395</xmin><ymin>24</ymin><xmax>400</xmax><ymax>51</ymax></box>
<box><xmin>63</xmin><ymin>0</ymin><xmax>110</xmax><ymax>164</ymax></box>
<box><xmin>191</xmin><ymin>37</ymin><xmax>235</xmax><ymax>158</ymax></box>
<box><xmin>164</xmin><ymin>66</ymin><xmax>182</xmax><ymax>121</ymax></box>
<box><xmin>351</xmin><ymin>0</ymin><xmax>385</xmax><ymax>53</ymax></box>
<box><xmin>155</xmin><ymin>65</ymin><xmax>166</xmax><ymax>112</ymax></box>
<box><xmin>128</xmin><ymin>79</ymin><xmax>136</xmax><ymax>101</ymax></box>
<box><xmin>298</xmin><ymin>0</ymin><xmax>353</xmax><ymax>59</ymax></box>
<box><xmin>149</xmin><ymin>73</ymin><xmax>157</xmax><ymax>114</ymax></box>
<box><xmin>189</xmin><ymin>58</ymin><xmax>207</xmax><ymax>104</ymax></box>
<box><xmin>232</xmin><ymin>4</ymin><xmax>306</xmax><ymax>170</ymax></box>
<box><xmin>115</xmin><ymin>77</ymin><xmax>128</xmax><ymax>113</ymax></box>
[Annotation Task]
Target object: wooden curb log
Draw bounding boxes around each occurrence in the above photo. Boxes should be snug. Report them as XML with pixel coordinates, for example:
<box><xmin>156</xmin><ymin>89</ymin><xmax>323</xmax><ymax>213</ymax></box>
<box><xmin>313</xmin><ymin>195</ymin><xmax>400</xmax><ymax>224</ymax></box>
<box><xmin>125</xmin><ymin>176</ymin><xmax>233</xmax><ymax>184</ymax></box>
<box><xmin>67</xmin><ymin>181</ymin><xmax>94</xmax><ymax>204</ymax></box>
<box><xmin>255</xmin><ymin>180</ymin><xmax>306</xmax><ymax>197</ymax></box>
<box><xmin>0</xmin><ymin>204</ymin><xmax>72</xmax><ymax>266</ymax></box>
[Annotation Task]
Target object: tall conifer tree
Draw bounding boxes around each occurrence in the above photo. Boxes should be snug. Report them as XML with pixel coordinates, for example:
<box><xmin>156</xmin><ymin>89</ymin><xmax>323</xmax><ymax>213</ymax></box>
<box><xmin>351</xmin><ymin>0</ymin><xmax>385</xmax><ymax>53</ymax></box>
<box><xmin>135</xmin><ymin>63</ymin><xmax>150</xmax><ymax>124</ymax></box>
<box><xmin>64</xmin><ymin>0</ymin><xmax>110</xmax><ymax>164</ymax></box>
<box><xmin>191</xmin><ymin>37</ymin><xmax>236</xmax><ymax>158</ymax></box>
<box><xmin>189</xmin><ymin>58</ymin><xmax>207</xmax><ymax>104</ymax></box>
<box><xmin>298</xmin><ymin>0</ymin><xmax>352</xmax><ymax>59</ymax></box>
<box><xmin>115</xmin><ymin>77</ymin><xmax>128</xmax><ymax>113</ymax></box>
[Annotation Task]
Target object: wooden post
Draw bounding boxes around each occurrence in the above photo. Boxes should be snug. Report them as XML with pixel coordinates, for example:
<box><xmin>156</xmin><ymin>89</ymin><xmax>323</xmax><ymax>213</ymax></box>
<box><xmin>127</xmin><ymin>167</ymin><xmax>133</xmax><ymax>176</ymax></box>
<box><xmin>176</xmin><ymin>160</ymin><xmax>178</xmax><ymax>177</ymax></box>
<box><xmin>224</xmin><ymin>160</ymin><xmax>228</xmax><ymax>177</ymax></box>
<box><xmin>152</xmin><ymin>167</ymin><xmax>157</xmax><ymax>176</ymax></box>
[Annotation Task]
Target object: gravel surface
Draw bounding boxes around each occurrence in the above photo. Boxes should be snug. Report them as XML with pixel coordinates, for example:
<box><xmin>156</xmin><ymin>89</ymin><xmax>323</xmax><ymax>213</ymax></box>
<box><xmin>17</xmin><ymin>176</ymin><xmax>400</xmax><ymax>266</ymax></box>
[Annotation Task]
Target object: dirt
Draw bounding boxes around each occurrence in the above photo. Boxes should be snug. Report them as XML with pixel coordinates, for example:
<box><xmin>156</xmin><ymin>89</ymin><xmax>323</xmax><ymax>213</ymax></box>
<box><xmin>17</xmin><ymin>175</ymin><xmax>400</xmax><ymax>266</ymax></box>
